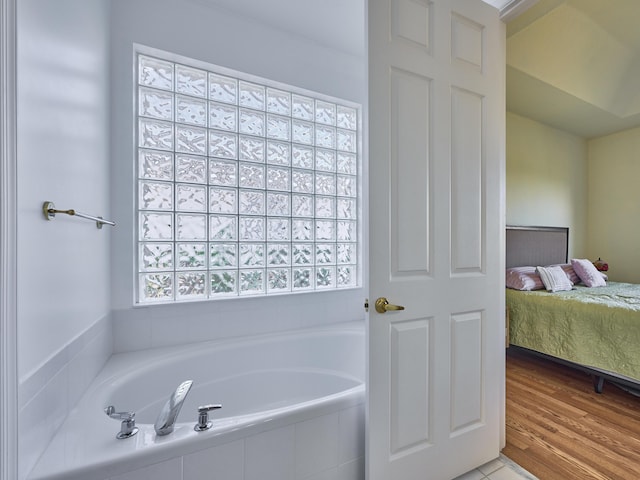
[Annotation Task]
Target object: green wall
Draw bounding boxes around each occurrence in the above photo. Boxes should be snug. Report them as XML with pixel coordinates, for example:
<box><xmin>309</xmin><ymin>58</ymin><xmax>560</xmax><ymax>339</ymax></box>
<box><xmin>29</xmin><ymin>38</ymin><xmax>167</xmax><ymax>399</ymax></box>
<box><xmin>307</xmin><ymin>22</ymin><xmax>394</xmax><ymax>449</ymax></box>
<box><xmin>588</xmin><ymin>127</ymin><xmax>640</xmax><ymax>283</ymax></box>
<box><xmin>506</xmin><ymin>112</ymin><xmax>588</xmax><ymax>259</ymax></box>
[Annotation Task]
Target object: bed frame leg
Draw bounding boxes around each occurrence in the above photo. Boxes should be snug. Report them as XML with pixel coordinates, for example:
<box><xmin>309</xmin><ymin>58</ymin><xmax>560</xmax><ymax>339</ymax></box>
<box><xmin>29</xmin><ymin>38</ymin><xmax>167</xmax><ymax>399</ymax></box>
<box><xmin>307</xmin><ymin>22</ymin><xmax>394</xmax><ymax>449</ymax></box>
<box><xmin>593</xmin><ymin>376</ymin><xmax>604</xmax><ymax>394</ymax></box>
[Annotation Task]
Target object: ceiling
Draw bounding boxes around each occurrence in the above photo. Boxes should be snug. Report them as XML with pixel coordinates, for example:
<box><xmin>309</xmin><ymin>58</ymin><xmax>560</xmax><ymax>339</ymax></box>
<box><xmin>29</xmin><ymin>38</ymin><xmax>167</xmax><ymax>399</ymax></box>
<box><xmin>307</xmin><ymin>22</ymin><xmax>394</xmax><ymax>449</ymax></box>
<box><xmin>506</xmin><ymin>0</ymin><xmax>640</xmax><ymax>138</ymax></box>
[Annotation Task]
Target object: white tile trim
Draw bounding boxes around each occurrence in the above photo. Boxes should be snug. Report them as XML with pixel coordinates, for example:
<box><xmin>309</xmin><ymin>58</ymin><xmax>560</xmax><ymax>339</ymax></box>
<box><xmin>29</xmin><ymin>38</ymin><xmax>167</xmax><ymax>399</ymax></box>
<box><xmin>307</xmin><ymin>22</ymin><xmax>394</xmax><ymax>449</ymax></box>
<box><xmin>18</xmin><ymin>314</ymin><xmax>113</xmax><ymax>478</ymax></box>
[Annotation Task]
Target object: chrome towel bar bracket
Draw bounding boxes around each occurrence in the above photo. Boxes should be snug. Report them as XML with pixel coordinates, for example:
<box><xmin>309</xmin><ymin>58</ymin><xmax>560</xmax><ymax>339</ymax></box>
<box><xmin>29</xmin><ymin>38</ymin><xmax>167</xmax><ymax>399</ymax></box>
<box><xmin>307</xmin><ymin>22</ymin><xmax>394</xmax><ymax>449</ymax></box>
<box><xmin>43</xmin><ymin>201</ymin><xmax>115</xmax><ymax>229</ymax></box>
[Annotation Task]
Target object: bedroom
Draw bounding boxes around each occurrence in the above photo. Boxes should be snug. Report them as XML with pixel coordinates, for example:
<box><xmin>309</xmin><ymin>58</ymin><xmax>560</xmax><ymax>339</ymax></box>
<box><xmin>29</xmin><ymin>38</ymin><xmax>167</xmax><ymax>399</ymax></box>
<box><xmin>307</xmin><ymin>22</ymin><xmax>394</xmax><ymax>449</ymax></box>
<box><xmin>504</xmin><ymin>0</ymin><xmax>640</xmax><ymax>477</ymax></box>
<box><xmin>506</xmin><ymin>0</ymin><xmax>640</xmax><ymax>281</ymax></box>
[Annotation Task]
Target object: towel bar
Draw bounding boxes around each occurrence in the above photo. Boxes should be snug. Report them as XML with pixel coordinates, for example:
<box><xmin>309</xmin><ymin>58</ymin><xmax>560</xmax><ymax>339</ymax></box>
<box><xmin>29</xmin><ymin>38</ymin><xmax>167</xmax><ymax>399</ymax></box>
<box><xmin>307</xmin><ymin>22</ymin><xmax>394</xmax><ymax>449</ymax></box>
<box><xmin>43</xmin><ymin>201</ymin><xmax>115</xmax><ymax>229</ymax></box>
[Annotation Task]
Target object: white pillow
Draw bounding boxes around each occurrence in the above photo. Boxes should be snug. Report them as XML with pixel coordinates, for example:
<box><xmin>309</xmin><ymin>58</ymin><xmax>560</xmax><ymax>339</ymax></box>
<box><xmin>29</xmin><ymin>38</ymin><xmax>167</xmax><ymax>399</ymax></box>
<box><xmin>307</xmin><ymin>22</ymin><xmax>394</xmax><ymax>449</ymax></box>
<box><xmin>536</xmin><ymin>265</ymin><xmax>573</xmax><ymax>292</ymax></box>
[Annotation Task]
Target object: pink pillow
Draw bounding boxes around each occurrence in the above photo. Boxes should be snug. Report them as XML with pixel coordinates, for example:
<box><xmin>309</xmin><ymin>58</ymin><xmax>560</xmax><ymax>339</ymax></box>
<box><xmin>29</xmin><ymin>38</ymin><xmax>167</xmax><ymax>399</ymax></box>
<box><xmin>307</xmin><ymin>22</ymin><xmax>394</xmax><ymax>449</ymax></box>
<box><xmin>571</xmin><ymin>258</ymin><xmax>607</xmax><ymax>287</ymax></box>
<box><xmin>506</xmin><ymin>266</ymin><xmax>544</xmax><ymax>291</ymax></box>
<box><xmin>549</xmin><ymin>263</ymin><xmax>580</xmax><ymax>285</ymax></box>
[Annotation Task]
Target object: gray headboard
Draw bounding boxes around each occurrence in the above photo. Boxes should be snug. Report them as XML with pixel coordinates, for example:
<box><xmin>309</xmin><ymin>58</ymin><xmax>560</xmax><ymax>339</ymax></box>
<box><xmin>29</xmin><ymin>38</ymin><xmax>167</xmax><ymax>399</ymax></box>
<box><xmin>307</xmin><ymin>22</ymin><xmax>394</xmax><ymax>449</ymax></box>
<box><xmin>506</xmin><ymin>226</ymin><xmax>569</xmax><ymax>268</ymax></box>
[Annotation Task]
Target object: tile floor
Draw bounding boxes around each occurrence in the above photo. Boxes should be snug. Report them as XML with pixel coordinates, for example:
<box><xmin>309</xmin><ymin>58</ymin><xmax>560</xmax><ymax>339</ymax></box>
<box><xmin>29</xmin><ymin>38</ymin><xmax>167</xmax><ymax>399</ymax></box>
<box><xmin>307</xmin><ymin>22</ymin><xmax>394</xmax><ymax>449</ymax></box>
<box><xmin>454</xmin><ymin>455</ymin><xmax>539</xmax><ymax>480</ymax></box>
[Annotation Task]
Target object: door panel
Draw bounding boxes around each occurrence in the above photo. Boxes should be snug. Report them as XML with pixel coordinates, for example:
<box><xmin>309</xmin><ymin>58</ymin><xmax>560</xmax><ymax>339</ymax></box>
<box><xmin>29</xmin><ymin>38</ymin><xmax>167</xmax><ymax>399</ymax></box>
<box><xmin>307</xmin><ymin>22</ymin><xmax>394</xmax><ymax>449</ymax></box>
<box><xmin>451</xmin><ymin>86</ymin><xmax>483</xmax><ymax>273</ymax></box>
<box><xmin>451</xmin><ymin>13</ymin><xmax>484</xmax><ymax>71</ymax></box>
<box><xmin>450</xmin><ymin>311</ymin><xmax>483</xmax><ymax>433</ymax></box>
<box><xmin>390</xmin><ymin>68</ymin><xmax>431</xmax><ymax>276</ymax></box>
<box><xmin>391</xmin><ymin>0</ymin><xmax>432</xmax><ymax>51</ymax></box>
<box><xmin>389</xmin><ymin>318</ymin><xmax>431</xmax><ymax>455</ymax></box>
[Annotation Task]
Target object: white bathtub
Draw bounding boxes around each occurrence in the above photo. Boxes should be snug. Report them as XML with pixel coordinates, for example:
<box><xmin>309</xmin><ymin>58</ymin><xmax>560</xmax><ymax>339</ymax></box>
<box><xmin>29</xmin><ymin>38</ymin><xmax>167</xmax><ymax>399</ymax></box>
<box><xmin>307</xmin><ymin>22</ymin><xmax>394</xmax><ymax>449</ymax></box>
<box><xmin>28</xmin><ymin>322</ymin><xmax>365</xmax><ymax>480</ymax></box>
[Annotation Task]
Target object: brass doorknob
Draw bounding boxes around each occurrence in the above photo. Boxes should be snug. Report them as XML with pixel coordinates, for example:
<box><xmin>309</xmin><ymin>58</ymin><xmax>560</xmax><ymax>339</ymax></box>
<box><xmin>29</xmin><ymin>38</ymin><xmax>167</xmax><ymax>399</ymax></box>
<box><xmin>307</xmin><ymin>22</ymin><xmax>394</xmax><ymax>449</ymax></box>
<box><xmin>375</xmin><ymin>297</ymin><xmax>405</xmax><ymax>314</ymax></box>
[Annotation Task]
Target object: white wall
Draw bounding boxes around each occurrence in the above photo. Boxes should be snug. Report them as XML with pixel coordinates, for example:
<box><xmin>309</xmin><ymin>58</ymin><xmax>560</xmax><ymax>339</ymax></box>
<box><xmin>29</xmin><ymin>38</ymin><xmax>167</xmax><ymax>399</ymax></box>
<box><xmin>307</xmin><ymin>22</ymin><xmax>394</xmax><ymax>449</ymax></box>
<box><xmin>507</xmin><ymin>113</ymin><xmax>640</xmax><ymax>282</ymax></box>
<box><xmin>17</xmin><ymin>0</ymin><xmax>111</xmax><ymax>381</ymax></box>
<box><xmin>588</xmin><ymin>126</ymin><xmax>640</xmax><ymax>283</ymax></box>
<box><xmin>17</xmin><ymin>0</ymin><xmax>113</xmax><ymax>477</ymax></box>
<box><xmin>109</xmin><ymin>0</ymin><xmax>368</xmax><ymax>351</ymax></box>
<box><xmin>506</xmin><ymin>112</ymin><xmax>588</xmax><ymax>257</ymax></box>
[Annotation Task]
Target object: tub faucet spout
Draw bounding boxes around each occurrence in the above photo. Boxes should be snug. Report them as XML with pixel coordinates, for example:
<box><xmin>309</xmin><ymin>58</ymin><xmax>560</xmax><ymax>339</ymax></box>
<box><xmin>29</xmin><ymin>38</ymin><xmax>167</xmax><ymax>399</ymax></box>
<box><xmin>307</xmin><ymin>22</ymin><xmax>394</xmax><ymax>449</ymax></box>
<box><xmin>154</xmin><ymin>380</ymin><xmax>193</xmax><ymax>436</ymax></box>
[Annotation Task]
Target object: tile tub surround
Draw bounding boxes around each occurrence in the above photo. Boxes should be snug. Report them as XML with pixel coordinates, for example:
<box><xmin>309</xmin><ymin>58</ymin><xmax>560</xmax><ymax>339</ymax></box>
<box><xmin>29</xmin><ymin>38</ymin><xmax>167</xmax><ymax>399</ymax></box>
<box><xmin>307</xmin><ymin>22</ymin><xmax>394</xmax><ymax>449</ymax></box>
<box><xmin>19</xmin><ymin>314</ymin><xmax>113</xmax><ymax>479</ymax></box>
<box><xmin>101</xmin><ymin>404</ymin><xmax>364</xmax><ymax>480</ymax></box>
<box><xmin>112</xmin><ymin>290</ymin><xmax>364</xmax><ymax>353</ymax></box>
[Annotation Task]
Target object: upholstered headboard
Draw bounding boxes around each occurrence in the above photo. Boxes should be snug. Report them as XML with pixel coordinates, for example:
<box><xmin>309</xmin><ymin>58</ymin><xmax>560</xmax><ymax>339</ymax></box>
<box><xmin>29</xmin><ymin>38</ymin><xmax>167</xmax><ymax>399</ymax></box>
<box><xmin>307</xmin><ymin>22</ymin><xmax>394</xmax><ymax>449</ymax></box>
<box><xmin>506</xmin><ymin>226</ymin><xmax>569</xmax><ymax>268</ymax></box>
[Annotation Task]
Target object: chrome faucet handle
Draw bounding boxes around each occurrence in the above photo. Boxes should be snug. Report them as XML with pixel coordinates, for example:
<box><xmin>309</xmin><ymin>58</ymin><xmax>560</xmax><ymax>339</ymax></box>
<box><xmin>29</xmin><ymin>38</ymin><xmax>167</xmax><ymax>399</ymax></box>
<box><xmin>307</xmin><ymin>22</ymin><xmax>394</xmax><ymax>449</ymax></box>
<box><xmin>104</xmin><ymin>405</ymin><xmax>139</xmax><ymax>439</ymax></box>
<box><xmin>194</xmin><ymin>403</ymin><xmax>222</xmax><ymax>432</ymax></box>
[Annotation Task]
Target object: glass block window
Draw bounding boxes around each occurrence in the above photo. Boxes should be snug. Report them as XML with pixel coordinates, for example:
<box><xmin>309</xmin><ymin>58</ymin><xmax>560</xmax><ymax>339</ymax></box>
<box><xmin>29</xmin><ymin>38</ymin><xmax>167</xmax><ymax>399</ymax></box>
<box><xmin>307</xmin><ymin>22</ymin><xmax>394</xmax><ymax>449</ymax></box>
<box><xmin>136</xmin><ymin>53</ymin><xmax>360</xmax><ymax>303</ymax></box>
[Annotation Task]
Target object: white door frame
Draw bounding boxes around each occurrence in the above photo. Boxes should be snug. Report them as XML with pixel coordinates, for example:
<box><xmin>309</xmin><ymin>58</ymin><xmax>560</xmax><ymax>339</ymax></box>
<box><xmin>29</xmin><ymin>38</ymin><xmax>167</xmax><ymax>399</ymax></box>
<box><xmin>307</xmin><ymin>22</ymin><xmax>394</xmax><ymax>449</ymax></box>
<box><xmin>0</xmin><ymin>0</ymin><xmax>19</xmax><ymax>478</ymax></box>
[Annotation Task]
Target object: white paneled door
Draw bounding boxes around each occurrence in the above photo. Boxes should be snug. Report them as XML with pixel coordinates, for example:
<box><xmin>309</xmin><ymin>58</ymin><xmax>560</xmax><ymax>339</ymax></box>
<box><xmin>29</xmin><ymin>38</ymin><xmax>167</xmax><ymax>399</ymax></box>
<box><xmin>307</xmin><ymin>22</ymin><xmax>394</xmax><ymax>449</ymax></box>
<box><xmin>367</xmin><ymin>0</ymin><xmax>505</xmax><ymax>479</ymax></box>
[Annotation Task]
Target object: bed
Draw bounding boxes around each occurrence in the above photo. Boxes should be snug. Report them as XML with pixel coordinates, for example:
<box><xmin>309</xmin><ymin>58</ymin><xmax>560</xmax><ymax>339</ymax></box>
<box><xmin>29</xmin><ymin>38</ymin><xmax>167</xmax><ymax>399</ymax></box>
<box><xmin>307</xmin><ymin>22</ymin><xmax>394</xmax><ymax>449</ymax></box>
<box><xmin>506</xmin><ymin>226</ymin><xmax>640</xmax><ymax>393</ymax></box>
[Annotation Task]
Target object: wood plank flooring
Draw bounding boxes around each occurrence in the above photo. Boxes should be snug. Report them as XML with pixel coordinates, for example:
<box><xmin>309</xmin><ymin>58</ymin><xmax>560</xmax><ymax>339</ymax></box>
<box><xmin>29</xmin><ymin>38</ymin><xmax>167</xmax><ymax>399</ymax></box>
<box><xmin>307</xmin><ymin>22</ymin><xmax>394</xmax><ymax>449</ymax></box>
<box><xmin>503</xmin><ymin>348</ymin><xmax>640</xmax><ymax>480</ymax></box>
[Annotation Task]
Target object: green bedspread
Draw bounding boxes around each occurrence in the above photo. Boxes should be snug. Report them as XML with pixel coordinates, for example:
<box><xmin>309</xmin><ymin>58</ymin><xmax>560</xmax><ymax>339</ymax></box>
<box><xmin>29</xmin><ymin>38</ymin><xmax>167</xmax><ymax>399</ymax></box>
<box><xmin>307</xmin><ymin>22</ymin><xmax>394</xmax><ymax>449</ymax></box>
<box><xmin>506</xmin><ymin>282</ymin><xmax>640</xmax><ymax>381</ymax></box>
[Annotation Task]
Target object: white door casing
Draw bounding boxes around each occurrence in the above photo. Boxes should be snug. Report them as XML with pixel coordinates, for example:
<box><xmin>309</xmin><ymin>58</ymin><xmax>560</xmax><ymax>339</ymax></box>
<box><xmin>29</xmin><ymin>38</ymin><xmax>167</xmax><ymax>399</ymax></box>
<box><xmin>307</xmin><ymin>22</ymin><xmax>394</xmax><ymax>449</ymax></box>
<box><xmin>0</xmin><ymin>0</ymin><xmax>19</xmax><ymax>479</ymax></box>
<box><xmin>367</xmin><ymin>0</ymin><xmax>505</xmax><ymax>478</ymax></box>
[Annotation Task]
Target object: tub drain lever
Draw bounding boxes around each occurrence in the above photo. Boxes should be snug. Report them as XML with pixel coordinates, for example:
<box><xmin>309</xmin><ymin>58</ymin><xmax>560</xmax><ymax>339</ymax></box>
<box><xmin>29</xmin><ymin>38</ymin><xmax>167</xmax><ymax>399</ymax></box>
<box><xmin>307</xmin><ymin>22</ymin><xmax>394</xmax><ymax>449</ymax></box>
<box><xmin>104</xmin><ymin>405</ymin><xmax>139</xmax><ymax>439</ymax></box>
<box><xmin>194</xmin><ymin>404</ymin><xmax>222</xmax><ymax>432</ymax></box>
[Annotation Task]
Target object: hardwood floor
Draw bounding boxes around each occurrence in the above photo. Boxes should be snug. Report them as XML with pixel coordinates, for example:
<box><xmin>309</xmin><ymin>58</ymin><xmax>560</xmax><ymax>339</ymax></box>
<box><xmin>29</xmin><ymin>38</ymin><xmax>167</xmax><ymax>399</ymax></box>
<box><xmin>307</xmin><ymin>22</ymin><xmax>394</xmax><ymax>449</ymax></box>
<box><xmin>503</xmin><ymin>348</ymin><xmax>640</xmax><ymax>480</ymax></box>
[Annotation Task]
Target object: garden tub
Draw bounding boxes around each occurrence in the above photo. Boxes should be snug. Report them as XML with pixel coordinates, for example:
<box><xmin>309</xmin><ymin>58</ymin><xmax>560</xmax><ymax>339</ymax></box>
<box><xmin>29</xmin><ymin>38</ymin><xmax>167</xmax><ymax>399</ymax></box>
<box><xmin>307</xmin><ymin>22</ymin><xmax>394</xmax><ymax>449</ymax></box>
<box><xmin>29</xmin><ymin>322</ymin><xmax>365</xmax><ymax>480</ymax></box>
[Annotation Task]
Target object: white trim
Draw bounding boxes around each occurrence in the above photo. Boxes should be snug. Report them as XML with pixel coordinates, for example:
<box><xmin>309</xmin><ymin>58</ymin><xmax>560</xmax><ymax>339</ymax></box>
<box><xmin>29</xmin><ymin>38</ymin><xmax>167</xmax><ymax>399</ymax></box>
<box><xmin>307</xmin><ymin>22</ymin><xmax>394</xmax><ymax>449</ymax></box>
<box><xmin>0</xmin><ymin>0</ymin><xmax>18</xmax><ymax>478</ymax></box>
<box><xmin>499</xmin><ymin>0</ymin><xmax>539</xmax><ymax>22</ymax></box>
